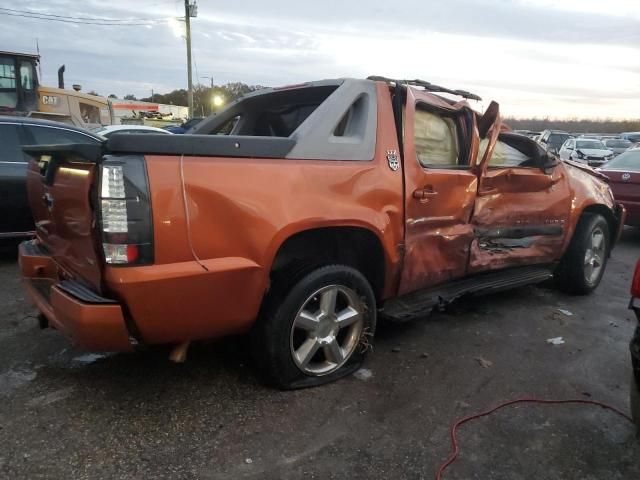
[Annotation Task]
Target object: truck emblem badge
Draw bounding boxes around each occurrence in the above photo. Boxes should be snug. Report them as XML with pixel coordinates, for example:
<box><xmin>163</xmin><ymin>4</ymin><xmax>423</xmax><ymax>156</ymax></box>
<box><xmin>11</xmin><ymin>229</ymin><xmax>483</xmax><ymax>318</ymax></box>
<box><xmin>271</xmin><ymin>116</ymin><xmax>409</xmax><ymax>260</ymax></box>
<box><xmin>387</xmin><ymin>150</ymin><xmax>399</xmax><ymax>171</ymax></box>
<box><xmin>622</xmin><ymin>173</ymin><xmax>631</xmax><ymax>181</ymax></box>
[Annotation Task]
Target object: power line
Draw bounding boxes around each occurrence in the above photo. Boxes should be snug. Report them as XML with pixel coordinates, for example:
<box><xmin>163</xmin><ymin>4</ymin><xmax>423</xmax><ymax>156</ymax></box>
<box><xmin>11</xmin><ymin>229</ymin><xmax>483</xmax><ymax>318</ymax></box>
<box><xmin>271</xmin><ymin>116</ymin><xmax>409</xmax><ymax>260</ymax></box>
<box><xmin>0</xmin><ymin>7</ymin><xmax>168</xmax><ymax>22</ymax></box>
<box><xmin>0</xmin><ymin>8</ymin><xmax>170</xmax><ymax>25</ymax></box>
<box><xmin>0</xmin><ymin>11</ymin><xmax>162</xmax><ymax>26</ymax></box>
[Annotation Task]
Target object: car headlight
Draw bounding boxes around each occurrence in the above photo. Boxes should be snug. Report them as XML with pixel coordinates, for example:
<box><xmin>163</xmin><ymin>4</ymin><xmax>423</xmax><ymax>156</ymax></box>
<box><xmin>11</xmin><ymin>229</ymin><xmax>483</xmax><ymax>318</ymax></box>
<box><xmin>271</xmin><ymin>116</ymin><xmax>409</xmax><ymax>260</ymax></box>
<box><xmin>576</xmin><ymin>150</ymin><xmax>585</xmax><ymax>159</ymax></box>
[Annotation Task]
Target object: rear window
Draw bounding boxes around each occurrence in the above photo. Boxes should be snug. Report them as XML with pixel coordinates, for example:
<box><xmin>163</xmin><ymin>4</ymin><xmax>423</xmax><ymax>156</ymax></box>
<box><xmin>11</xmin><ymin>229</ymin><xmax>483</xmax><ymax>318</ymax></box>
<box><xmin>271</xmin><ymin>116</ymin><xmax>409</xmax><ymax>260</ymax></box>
<box><xmin>602</xmin><ymin>151</ymin><xmax>640</xmax><ymax>172</ymax></box>
<box><xmin>604</xmin><ymin>139</ymin><xmax>631</xmax><ymax>148</ymax></box>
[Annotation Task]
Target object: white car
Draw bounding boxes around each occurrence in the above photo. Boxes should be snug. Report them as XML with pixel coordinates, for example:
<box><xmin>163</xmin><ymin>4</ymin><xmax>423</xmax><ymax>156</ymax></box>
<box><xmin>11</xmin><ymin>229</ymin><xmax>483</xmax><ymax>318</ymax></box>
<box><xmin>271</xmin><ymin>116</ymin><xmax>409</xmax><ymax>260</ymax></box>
<box><xmin>558</xmin><ymin>138</ymin><xmax>614</xmax><ymax>167</ymax></box>
<box><xmin>94</xmin><ymin>125</ymin><xmax>172</xmax><ymax>139</ymax></box>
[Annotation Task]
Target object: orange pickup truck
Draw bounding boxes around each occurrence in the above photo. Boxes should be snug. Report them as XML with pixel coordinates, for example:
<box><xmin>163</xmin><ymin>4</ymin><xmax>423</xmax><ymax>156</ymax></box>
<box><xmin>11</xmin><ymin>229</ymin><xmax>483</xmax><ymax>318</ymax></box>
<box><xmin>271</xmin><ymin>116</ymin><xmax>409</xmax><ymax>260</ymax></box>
<box><xmin>19</xmin><ymin>77</ymin><xmax>624</xmax><ymax>389</ymax></box>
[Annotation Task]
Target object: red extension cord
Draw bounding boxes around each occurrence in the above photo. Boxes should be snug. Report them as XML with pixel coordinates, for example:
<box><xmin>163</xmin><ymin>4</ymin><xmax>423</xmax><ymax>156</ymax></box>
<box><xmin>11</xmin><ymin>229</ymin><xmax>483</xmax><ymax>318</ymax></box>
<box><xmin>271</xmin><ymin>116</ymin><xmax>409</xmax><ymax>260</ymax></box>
<box><xmin>435</xmin><ymin>397</ymin><xmax>635</xmax><ymax>480</ymax></box>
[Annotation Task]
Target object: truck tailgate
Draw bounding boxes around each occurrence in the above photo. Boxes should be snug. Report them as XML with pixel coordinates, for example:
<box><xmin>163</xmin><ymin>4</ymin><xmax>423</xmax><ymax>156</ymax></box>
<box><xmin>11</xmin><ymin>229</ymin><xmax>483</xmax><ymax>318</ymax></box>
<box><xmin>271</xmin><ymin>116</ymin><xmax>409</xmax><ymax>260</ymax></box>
<box><xmin>25</xmin><ymin>145</ymin><xmax>103</xmax><ymax>291</ymax></box>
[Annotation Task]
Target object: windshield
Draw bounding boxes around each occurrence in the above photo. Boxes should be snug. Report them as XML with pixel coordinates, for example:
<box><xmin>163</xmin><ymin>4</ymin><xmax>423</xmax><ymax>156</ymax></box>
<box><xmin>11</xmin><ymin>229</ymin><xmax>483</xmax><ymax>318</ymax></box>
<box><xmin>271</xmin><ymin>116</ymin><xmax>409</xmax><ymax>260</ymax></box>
<box><xmin>576</xmin><ymin>140</ymin><xmax>605</xmax><ymax>150</ymax></box>
<box><xmin>602</xmin><ymin>150</ymin><xmax>640</xmax><ymax>171</ymax></box>
<box><xmin>604</xmin><ymin>139</ymin><xmax>632</xmax><ymax>148</ymax></box>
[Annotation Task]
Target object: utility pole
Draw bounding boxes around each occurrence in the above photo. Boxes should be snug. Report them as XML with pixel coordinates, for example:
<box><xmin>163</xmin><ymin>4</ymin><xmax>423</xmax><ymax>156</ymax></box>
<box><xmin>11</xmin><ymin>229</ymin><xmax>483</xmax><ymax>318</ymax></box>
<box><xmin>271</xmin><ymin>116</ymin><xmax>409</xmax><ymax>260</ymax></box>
<box><xmin>184</xmin><ymin>0</ymin><xmax>197</xmax><ymax>118</ymax></box>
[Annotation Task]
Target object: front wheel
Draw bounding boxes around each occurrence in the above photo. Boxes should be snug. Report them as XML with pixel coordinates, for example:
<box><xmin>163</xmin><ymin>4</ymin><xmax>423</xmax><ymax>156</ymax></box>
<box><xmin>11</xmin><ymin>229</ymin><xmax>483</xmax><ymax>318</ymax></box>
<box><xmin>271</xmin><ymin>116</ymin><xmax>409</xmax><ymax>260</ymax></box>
<box><xmin>555</xmin><ymin>213</ymin><xmax>610</xmax><ymax>295</ymax></box>
<box><xmin>251</xmin><ymin>265</ymin><xmax>376</xmax><ymax>389</ymax></box>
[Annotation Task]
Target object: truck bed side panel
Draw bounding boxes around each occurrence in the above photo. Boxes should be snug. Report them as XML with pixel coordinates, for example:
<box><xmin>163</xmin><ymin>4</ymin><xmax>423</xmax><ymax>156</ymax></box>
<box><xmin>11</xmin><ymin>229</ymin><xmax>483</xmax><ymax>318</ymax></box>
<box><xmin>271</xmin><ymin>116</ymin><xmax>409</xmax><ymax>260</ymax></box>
<box><xmin>105</xmin><ymin>84</ymin><xmax>404</xmax><ymax>344</ymax></box>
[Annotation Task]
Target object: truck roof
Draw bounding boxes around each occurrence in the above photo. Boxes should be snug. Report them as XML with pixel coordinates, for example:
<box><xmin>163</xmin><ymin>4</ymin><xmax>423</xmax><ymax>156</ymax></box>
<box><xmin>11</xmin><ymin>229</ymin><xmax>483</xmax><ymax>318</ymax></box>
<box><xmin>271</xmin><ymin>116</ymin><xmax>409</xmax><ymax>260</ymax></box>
<box><xmin>0</xmin><ymin>51</ymin><xmax>40</xmax><ymax>61</ymax></box>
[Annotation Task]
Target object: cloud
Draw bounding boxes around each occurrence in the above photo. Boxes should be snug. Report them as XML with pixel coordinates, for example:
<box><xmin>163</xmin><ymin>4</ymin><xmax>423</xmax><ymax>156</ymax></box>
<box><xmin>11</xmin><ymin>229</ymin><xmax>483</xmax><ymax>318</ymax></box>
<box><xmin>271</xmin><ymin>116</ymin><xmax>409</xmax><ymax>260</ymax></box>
<box><xmin>1</xmin><ymin>0</ymin><xmax>639</xmax><ymax>118</ymax></box>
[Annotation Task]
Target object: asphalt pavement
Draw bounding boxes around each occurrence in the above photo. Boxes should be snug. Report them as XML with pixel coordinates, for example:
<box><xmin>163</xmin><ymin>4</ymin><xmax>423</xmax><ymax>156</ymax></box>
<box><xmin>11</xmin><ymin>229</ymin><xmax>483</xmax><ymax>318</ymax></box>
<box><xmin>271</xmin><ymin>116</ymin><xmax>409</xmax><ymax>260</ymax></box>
<box><xmin>1</xmin><ymin>231</ymin><xmax>639</xmax><ymax>480</ymax></box>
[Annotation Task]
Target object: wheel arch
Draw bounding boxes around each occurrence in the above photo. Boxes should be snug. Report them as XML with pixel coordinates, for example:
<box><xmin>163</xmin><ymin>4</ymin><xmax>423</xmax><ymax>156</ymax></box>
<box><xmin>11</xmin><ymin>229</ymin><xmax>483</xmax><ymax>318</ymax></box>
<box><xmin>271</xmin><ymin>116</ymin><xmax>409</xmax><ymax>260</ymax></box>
<box><xmin>267</xmin><ymin>225</ymin><xmax>388</xmax><ymax>303</ymax></box>
<box><xmin>580</xmin><ymin>203</ymin><xmax>619</xmax><ymax>251</ymax></box>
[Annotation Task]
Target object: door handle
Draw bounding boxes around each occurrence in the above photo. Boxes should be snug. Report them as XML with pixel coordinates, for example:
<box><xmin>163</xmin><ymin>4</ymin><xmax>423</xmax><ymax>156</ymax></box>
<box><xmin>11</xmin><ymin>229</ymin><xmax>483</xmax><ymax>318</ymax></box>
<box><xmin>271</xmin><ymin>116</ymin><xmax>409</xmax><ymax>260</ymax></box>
<box><xmin>412</xmin><ymin>187</ymin><xmax>438</xmax><ymax>201</ymax></box>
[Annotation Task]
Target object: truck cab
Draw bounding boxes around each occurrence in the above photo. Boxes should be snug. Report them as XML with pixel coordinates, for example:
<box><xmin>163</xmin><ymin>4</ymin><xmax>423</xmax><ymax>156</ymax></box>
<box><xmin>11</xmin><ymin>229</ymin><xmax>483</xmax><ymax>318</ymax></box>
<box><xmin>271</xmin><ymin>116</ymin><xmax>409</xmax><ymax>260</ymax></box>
<box><xmin>0</xmin><ymin>51</ymin><xmax>39</xmax><ymax>115</ymax></box>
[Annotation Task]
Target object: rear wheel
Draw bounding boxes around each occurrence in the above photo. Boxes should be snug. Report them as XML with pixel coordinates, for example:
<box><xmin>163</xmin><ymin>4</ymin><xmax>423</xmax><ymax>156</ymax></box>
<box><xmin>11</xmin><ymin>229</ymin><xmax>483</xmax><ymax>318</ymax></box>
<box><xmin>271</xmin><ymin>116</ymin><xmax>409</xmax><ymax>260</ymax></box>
<box><xmin>252</xmin><ymin>265</ymin><xmax>376</xmax><ymax>389</ymax></box>
<box><xmin>555</xmin><ymin>213</ymin><xmax>610</xmax><ymax>295</ymax></box>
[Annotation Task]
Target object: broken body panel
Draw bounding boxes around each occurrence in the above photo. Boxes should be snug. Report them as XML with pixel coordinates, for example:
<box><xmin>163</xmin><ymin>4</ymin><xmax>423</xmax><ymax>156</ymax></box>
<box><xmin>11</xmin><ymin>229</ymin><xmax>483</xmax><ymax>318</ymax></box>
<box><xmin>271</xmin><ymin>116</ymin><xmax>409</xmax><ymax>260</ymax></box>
<box><xmin>19</xmin><ymin>78</ymin><xmax>623</xmax><ymax>352</ymax></box>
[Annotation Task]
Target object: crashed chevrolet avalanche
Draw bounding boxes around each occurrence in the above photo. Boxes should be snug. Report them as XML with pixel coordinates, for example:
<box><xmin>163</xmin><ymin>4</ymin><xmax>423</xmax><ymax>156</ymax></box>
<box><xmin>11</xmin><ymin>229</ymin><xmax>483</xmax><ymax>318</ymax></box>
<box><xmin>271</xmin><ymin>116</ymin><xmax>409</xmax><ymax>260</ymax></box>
<box><xmin>19</xmin><ymin>77</ymin><xmax>625</xmax><ymax>389</ymax></box>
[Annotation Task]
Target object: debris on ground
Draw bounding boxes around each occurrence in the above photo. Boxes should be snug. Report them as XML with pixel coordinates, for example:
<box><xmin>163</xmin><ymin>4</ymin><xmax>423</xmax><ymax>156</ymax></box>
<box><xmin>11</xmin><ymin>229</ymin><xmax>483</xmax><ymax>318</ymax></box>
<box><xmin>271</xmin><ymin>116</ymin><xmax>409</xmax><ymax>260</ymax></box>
<box><xmin>557</xmin><ymin>308</ymin><xmax>573</xmax><ymax>316</ymax></box>
<box><xmin>353</xmin><ymin>368</ymin><xmax>373</xmax><ymax>381</ymax></box>
<box><xmin>391</xmin><ymin>347</ymin><xmax>401</xmax><ymax>353</ymax></box>
<box><xmin>245</xmin><ymin>458</ymin><xmax>253</xmax><ymax>464</ymax></box>
<box><xmin>474</xmin><ymin>356</ymin><xmax>493</xmax><ymax>368</ymax></box>
<box><xmin>546</xmin><ymin>337</ymin><xmax>565</xmax><ymax>345</ymax></box>
<box><xmin>420</xmin><ymin>352</ymin><xmax>430</xmax><ymax>359</ymax></box>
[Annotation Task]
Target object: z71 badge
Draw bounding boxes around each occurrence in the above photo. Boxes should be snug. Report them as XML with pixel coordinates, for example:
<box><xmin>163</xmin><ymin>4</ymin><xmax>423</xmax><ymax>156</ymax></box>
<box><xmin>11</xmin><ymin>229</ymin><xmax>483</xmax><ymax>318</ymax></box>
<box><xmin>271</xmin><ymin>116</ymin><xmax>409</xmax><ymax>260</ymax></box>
<box><xmin>387</xmin><ymin>150</ymin><xmax>399</xmax><ymax>171</ymax></box>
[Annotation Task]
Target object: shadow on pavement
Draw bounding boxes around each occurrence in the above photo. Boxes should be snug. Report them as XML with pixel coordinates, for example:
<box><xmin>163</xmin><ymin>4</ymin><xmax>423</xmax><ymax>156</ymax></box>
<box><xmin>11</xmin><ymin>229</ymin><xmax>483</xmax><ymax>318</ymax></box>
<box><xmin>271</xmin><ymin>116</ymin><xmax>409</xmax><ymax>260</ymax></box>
<box><xmin>0</xmin><ymin>239</ymin><xmax>20</xmax><ymax>264</ymax></box>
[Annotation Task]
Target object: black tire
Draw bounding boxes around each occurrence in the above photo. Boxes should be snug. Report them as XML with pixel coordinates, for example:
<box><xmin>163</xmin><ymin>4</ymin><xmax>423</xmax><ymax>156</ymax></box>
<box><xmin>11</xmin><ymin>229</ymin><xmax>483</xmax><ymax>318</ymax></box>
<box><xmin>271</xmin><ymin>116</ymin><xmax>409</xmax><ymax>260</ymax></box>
<box><xmin>632</xmin><ymin>373</ymin><xmax>640</xmax><ymax>429</ymax></box>
<box><xmin>555</xmin><ymin>213</ymin><xmax>610</xmax><ymax>295</ymax></box>
<box><xmin>251</xmin><ymin>265</ymin><xmax>376</xmax><ymax>390</ymax></box>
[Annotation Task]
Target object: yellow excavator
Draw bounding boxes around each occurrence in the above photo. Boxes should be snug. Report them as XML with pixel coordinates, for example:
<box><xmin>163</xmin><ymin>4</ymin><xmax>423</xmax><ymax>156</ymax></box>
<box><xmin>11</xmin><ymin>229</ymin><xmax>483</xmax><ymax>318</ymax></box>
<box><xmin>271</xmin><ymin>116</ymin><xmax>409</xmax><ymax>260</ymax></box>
<box><xmin>0</xmin><ymin>50</ymin><xmax>112</xmax><ymax>128</ymax></box>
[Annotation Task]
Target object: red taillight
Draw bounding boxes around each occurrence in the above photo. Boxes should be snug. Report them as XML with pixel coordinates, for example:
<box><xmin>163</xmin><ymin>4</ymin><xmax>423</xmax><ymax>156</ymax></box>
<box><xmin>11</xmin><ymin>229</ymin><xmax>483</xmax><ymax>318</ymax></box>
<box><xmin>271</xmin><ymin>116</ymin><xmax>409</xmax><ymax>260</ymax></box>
<box><xmin>126</xmin><ymin>244</ymin><xmax>139</xmax><ymax>263</ymax></box>
<box><xmin>99</xmin><ymin>155</ymin><xmax>154</xmax><ymax>266</ymax></box>
<box><xmin>631</xmin><ymin>259</ymin><xmax>640</xmax><ymax>297</ymax></box>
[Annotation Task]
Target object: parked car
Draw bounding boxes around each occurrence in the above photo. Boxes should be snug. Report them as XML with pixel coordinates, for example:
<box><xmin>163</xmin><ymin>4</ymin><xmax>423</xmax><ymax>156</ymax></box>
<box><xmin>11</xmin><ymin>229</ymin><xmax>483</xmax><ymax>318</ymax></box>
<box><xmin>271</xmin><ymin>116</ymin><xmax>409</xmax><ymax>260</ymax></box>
<box><xmin>163</xmin><ymin>117</ymin><xmax>204</xmax><ymax>134</ymax></box>
<box><xmin>599</xmin><ymin>149</ymin><xmax>640</xmax><ymax>226</ymax></box>
<box><xmin>0</xmin><ymin>116</ymin><xmax>102</xmax><ymax>239</ymax></box>
<box><xmin>621</xmin><ymin>132</ymin><xmax>640</xmax><ymax>143</ymax></box>
<box><xmin>539</xmin><ymin>129</ymin><xmax>572</xmax><ymax>154</ymax></box>
<box><xmin>18</xmin><ymin>77</ymin><xmax>624</xmax><ymax>389</ymax></box>
<box><xmin>602</xmin><ymin>138</ymin><xmax>632</xmax><ymax>156</ymax></box>
<box><xmin>628</xmin><ymin>260</ymin><xmax>640</xmax><ymax>427</ymax></box>
<box><xmin>559</xmin><ymin>138</ymin><xmax>615</xmax><ymax>167</ymax></box>
<box><xmin>94</xmin><ymin>125</ymin><xmax>171</xmax><ymax>138</ymax></box>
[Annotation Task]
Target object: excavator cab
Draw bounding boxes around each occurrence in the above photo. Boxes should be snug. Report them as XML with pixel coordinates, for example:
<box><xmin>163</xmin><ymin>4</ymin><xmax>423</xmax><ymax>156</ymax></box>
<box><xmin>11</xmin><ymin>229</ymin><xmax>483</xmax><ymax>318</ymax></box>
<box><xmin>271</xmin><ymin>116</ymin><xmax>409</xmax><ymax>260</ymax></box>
<box><xmin>0</xmin><ymin>51</ymin><xmax>39</xmax><ymax>115</ymax></box>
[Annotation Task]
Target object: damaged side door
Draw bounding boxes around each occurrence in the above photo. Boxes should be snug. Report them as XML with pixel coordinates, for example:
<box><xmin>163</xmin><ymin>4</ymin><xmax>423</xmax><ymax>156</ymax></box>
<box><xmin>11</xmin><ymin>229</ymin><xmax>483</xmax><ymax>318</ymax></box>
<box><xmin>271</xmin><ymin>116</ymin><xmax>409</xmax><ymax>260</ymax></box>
<box><xmin>398</xmin><ymin>89</ymin><xmax>480</xmax><ymax>294</ymax></box>
<box><xmin>469</xmin><ymin>105</ymin><xmax>571</xmax><ymax>272</ymax></box>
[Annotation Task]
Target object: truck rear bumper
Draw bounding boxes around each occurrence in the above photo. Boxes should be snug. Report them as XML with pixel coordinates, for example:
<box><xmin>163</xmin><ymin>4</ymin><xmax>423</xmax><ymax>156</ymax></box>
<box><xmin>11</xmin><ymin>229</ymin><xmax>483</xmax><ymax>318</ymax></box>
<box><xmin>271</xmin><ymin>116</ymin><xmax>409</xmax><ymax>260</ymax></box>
<box><xmin>19</xmin><ymin>240</ymin><xmax>133</xmax><ymax>352</ymax></box>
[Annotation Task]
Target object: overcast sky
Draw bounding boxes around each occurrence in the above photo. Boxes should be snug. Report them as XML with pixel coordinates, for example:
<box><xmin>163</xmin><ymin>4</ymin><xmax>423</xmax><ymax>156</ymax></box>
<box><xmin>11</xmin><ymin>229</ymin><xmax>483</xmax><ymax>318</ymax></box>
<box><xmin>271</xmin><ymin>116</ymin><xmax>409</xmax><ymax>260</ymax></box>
<box><xmin>2</xmin><ymin>0</ymin><xmax>639</xmax><ymax>118</ymax></box>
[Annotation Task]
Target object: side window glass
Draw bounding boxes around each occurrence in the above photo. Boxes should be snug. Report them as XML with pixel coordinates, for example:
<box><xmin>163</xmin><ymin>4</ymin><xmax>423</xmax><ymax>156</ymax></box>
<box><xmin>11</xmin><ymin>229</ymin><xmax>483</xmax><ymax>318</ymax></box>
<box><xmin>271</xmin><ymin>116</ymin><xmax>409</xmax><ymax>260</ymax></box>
<box><xmin>477</xmin><ymin>134</ymin><xmax>538</xmax><ymax>168</ymax></box>
<box><xmin>414</xmin><ymin>108</ymin><xmax>459</xmax><ymax>168</ymax></box>
<box><xmin>79</xmin><ymin>103</ymin><xmax>100</xmax><ymax>124</ymax></box>
<box><xmin>0</xmin><ymin>124</ymin><xmax>24</xmax><ymax>162</ymax></box>
<box><xmin>27</xmin><ymin>125</ymin><xmax>96</xmax><ymax>145</ymax></box>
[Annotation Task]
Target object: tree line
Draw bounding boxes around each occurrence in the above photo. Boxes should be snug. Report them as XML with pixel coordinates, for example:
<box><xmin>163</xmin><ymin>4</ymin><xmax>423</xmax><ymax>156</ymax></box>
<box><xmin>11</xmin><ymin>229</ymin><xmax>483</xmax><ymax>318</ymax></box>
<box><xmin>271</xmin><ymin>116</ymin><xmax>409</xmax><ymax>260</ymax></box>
<box><xmin>107</xmin><ymin>82</ymin><xmax>262</xmax><ymax>116</ymax></box>
<box><xmin>504</xmin><ymin>117</ymin><xmax>640</xmax><ymax>134</ymax></box>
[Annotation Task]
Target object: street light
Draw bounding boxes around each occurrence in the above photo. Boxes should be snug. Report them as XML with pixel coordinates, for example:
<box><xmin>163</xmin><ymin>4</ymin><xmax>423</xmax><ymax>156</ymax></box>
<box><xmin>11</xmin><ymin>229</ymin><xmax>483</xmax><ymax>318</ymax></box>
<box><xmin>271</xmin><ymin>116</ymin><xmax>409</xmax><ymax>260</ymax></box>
<box><xmin>212</xmin><ymin>95</ymin><xmax>224</xmax><ymax>108</ymax></box>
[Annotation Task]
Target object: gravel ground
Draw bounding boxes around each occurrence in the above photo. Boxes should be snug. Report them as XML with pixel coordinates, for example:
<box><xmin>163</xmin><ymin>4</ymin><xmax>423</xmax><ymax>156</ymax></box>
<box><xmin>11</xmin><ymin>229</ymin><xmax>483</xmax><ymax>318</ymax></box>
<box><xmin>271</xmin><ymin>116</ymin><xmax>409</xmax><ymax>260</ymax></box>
<box><xmin>0</xmin><ymin>230</ymin><xmax>639</xmax><ymax>479</ymax></box>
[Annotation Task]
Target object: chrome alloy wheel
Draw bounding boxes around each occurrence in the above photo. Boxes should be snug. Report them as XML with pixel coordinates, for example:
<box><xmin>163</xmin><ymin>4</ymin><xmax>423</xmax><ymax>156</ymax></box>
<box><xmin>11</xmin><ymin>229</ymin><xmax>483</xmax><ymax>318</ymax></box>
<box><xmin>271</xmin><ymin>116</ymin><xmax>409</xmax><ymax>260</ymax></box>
<box><xmin>584</xmin><ymin>226</ymin><xmax>605</xmax><ymax>284</ymax></box>
<box><xmin>289</xmin><ymin>285</ymin><xmax>364</xmax><ymax>376</ymax></box>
